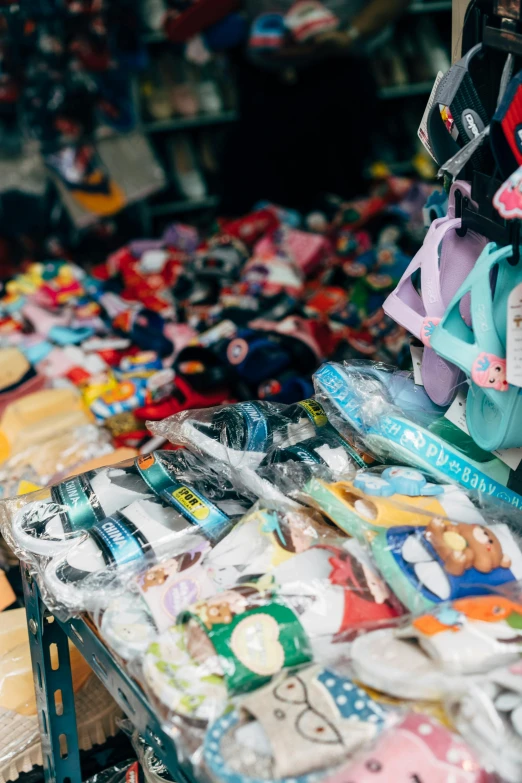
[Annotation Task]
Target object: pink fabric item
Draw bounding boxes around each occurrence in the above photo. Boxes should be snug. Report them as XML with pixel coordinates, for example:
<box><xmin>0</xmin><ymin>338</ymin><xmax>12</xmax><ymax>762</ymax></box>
<box><xmin>324</xmin><ymin>713</ymin><xmax>490</xmax><ymax>783</ymax></box>
<box><xmin>254</xmin><ymin>229</ymin><xmax>330</xmax><ymax>275</ymax></box>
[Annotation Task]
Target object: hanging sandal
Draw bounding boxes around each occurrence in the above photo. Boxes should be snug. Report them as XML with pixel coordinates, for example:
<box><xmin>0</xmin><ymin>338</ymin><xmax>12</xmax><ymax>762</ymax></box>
<box><xmin>383</xmin><ymin>189</ymin><xmax>486</xmax><ymax>405</ymax></box>
<box><xmin>430</xmin><ymin>242</ymin><xmax>522</xmax><ymax>451</ymax></box>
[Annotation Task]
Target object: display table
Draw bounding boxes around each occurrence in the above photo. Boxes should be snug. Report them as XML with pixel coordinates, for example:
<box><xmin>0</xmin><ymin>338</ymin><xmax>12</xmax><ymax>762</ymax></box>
<box><xmin>21</xmin><ymin>565</ymin><xmax>194</xmax><ymax>783</ymax></box>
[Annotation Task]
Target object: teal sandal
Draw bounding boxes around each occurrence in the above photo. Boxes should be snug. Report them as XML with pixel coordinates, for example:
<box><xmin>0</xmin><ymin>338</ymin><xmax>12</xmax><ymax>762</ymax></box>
<box><xmin>431</xmin><ymin>242</ymin><xmax>522</xmax><ymax>451</ymax></box>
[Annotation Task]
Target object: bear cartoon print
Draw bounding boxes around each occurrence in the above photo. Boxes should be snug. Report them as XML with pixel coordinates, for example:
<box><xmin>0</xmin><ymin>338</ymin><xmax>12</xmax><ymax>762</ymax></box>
<box><xmin>372</xmin><ymin>516</ymin><xmax>522</xmax><ymax>611</ymax></box>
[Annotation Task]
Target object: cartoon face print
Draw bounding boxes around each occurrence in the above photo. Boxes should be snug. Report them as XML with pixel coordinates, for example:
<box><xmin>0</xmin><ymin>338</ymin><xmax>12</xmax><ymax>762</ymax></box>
<box><xmin>333</xmin><ymin>713</ymin><xmax>484</xmax><ymax>783</ymax></box>
<box><xmin>272</xmin><ymin>674</ymin><xmax>343</xmax><ymax>746</ymax></box>
<box><xmin>471</xmin><ymin>353</ymin><xmax>508</xmax><ymax>392</ymax></box>
<box><xmin>425</xmin><ymin>518</ymin><xmax>511</xmax><ymax>577</ymax></box>
<box><xmin>141</xmin><ymin>559</ymin><xmax>180</xmax><ymax>592</ymax></box>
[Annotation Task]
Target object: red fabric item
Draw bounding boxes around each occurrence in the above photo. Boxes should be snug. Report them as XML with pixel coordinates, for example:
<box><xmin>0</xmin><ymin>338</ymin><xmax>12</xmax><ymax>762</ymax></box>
<box><xmin>134</xmin><ymin>374</ymin><xmax>231</xmax><ymax>420</ymax></box>
<box><xmin>164</xmin><ymin>0</ymin><xmax>240</xmax><ymax>43</ymax></box>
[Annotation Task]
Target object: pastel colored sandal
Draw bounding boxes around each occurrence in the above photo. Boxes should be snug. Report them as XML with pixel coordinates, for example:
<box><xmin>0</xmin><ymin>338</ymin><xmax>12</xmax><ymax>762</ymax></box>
<box><xmin>431</xmin><ymin>242</ymin><xmax>522</xmax><ymax>451</ymax></box>
<box><xmin>383</xmin><ymin>197</ymin><xmax>486</xmax><ymax>405</ymax></box>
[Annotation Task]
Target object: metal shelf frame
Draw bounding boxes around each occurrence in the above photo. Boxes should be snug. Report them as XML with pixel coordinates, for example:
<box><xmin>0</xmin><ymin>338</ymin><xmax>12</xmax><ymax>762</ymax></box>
<box><xmin>22</xmin><ymin>565</ymin><xmax>195</xmax><ymax>783</ymax></box>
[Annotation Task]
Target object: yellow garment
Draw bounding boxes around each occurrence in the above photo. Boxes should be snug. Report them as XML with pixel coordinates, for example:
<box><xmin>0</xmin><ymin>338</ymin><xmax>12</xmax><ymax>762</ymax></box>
<box><xmin>0</xmin><ymin>608</ymin><xmax>91</xmax><ymax>715</ymax></box>
<box><xmin>0</xmin><ymin>388</ymin><xmax>90</xmax><ymax>464</ymax></box>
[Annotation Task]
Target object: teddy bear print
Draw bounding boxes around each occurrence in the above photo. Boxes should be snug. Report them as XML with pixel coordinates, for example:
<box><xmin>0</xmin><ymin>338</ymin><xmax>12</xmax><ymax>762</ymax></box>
<box><xmin>425</xmin><ymin>517</ymin><xmax>511</xmax><ymax>577</ymax></box>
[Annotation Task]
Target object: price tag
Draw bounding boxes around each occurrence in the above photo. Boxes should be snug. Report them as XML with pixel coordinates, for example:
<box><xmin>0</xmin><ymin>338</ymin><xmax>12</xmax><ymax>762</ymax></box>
<box><xmin>418</xmin><ymin>71</ymin><xmax>443</xmax><ymax>161</ymax></box>
<box><xmin>445</xmin><ymin>388</ymin><xmax>522</xmax><ymax>469</ymax></box>
<box><xmin>444</xmin><ymin>388</ymin><xmax>469</xmax><ymax>432</ymax></box>
<box><xmin>410</xmin><ymin>344</ymin><xmax>424</xmax><ymax>386</ymax></box>
<box><xmin>507</xmin><ymin>282</ymin><xmax>522</xmax><ymax>386</ymax></box>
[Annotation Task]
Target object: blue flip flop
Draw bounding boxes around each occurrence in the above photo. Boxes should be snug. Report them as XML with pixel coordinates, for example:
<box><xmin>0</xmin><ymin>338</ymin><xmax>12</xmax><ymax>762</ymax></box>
<box><xmin>431</xmin><ymin>242</ymin><xmax>522</xmax><ymax>451</ymax></box>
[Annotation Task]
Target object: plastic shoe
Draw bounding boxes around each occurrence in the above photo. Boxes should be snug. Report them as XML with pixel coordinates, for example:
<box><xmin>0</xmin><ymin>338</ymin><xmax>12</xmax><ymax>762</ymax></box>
<box><xmin>383</xmin><ymin>182</ymin><xmax>487</xmax><ymax>406</ymax></box>
<box><xmin>431</xmin><ymin>242</ymin><xmax>522</xmax><ymax>451</ymax></box>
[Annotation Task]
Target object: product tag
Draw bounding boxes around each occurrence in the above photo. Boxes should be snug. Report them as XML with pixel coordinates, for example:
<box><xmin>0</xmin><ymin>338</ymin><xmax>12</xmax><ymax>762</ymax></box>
<box><xmin>445</xmin><ymin>388</ymin><xmax>522</xmax><ymax>469</ymax></box>
<box><xmin>444</xmin><ymin>388</ymin><xmax>469</xmax><ymax>432</ymax></box>
<box><xmin>507</xmin><ymin>282</ymin><xmax>522</xmax><ymax>385</ymax></box>
<box><xmin>418</xmin><ymin>72</ymin><xmax>443</xmax><ymax>160</ymax></box>
<box><xmin>0</xmin><ymin>571</ymin><xmax>15</xmax><ymax>611</ymax></box>
<box><xmin>410</xmin><ymin>344</ymin><xmax>424</xmax><ymax>386</ymax></box>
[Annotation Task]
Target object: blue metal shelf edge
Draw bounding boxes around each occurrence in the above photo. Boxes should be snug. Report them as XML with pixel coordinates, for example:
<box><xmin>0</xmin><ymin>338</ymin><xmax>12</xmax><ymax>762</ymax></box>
<box><xmin>22</xmin><ymin>565</ymin><xmax>197</xmax><ymax>783</ymax></box>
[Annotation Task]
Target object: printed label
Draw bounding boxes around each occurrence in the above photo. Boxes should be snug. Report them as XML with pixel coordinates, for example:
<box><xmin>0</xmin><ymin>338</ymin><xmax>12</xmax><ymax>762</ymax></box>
<box><xmin>507</xmin><ymin>282</ymin><xmax>522</xmax><ymax>387</ymax></box>
<box><xmin>90</xmin><ymin>512</ymin><xmax>145</xmax><ymax>566</ymax></box>
<box><xmin>160</xmin><ymin>479</ymin><xmax>230</xmax><ymax>541</ymax></box>
<box><xmin>238</xmin><ymin>401</ymin><xmax>270</xmax><ymax>452</ymax></box>
<box><xmin>417</xmin><ymin>71</ymin><xmax>444</xmax><ymax>160</ymax></box>
<box><xmin>380</xmin><ymin>415</ymin><xmax>522</xmax><ymax>501</ymax></box>
<box><xmin>444</xmin><ymin>388</ymin><xmax>469</xmax><ymax>432</ymax></box>
<box><xmin>297</xmin><ymin>398</ymin><xmax>328</xmax><ymax>427</ymax></box>
<box><xmin>52</xmin><ymin>475</ymin><xmax>104</xmax><ymax>532</ymax></box>
<box><xmin>410</xmin><ymin>344</ymin><xmax>424</xmax><ymax>386</ymax></box>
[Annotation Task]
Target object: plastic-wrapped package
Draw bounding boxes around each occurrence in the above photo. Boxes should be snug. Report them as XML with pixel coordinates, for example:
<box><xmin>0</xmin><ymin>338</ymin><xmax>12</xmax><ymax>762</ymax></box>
<box><xmin>129</xmin><ymin>729</ymin><xmax>176</xmax><ymax>783</ymax></box>
<box><xmin>147</xmin><ymin>398</ymin><xmax>331</xmax><ymax>471</ymax></box>
<box><xmin>97</xmin><ymin>504</ymin><xmax>339</xmax><ymax>661</ymax></box>
<box><xmin>242</xmin><ymin>424</ymin><xmax>366</xmax><ymax>504</ymax></box>
<box><xmin>446</xmin><ymin>661</ymin><xmax>522</xmax><ymax>783</ymax></box>
<box><xmin>314</xmin><ymin>360</ymin><xmax>522</xmax><ymax>507</ymax></box>
<box><xmin>3</xmin><ymin>449</ymin><xmax>250</xmax><ymax>561</ymax></box>
<box><xmin>0</xmin><ymin>608</ymin><xmax>121</xmax><ymax>783</ymax></box>
<box><xmin>37</xmin><ymin>455</ymin><xmax>254</xmax><ymax>614</ymax></box>
<box><xmin>302</xmin><ymin>462</ymin><xmax>522</xmax><ymax>612</ymax></box>
<box><xmin>139</xmin><ymin>538</ymin><xmax>402</xmax><ymax>726</ymax></box>
<box><xmin>350</xmin><ymin>594</ymin><xmax>522</xmax><ymax>702</ymax></box>
<box><xmin>201</xmin><ymin>662</ymin><xmax>390</xmax><ymax>783</ymax></box>
<box><xmin>0</xmin><ymin>424</ymin><xmax>115</xmax><ymax>499</ymax></box>
<box><xmin>322</xmin><ymin>712</ymin><xmax>490</xmax><ymax>782</ymax></box>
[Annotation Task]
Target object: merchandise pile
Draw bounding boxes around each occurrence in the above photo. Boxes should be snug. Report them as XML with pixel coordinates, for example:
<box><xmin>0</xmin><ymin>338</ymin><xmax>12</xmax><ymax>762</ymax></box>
<box><xmin>0</xmin><ymin>174</ymin><xmax>426</xmax><ymax>497</ymax></box>
<box><xmin>2</xmin><ymin>171</ymin><xmax>522</xmax><ymax>781</ymax></box>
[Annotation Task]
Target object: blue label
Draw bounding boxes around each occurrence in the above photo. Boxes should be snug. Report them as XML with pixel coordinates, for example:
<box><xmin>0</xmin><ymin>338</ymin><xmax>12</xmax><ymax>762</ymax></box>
<box><xmin>378</xmin><ymin>415</ymin><xmax>522</xmax><ymax>508</ymax></box>
<box><xmin>314</xmin><ymin>364</ymin><xmax>365</xmax><ymax>430</ymax></box>
<box><xmin>315</xmin><ymin>363</ymin><xmax>522</xmax><ymax>508</ymax></box>
<box><xmin>91</xmin><ymin>513</ymin><xmax>146</xmax><ymax>566</ymax></box>
<box><xmin>160</xmin><ymin>479</ymin><xmax>230</xmax><ymax>542</ymax></box>
<box><xmin>237</xmin><ymin>402</ymin><xmax>270</xmax><ymax>452</ymax></box>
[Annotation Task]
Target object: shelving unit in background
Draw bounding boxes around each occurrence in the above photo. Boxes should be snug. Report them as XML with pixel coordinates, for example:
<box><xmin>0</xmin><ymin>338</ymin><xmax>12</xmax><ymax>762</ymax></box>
<box><xmin>136</xmin><ymin>0</ymin><xmax>452</xmax><ymax>227</ymax></box>
<box><xmin>371</xmin><ymin>0</ymin><xmax>452</xmax><ymax>175</ymax></box>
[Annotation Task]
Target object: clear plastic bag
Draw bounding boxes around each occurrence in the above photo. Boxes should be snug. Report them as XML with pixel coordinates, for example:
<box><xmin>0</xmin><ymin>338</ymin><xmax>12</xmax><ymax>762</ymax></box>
<box><xmin>147</xmin><ymin>399</ymin><xmax>331</xmax><ymax>471</ymax></box>
<box><xmin>314</xmin><ymin>360</ymin><xmax>522</xmax><ymax>509</ymax></box>
<box><xmin>0</xmin><ymin>449</ymin><xmax>254</xmax><ymax>617</ymax></box>
<box><xmin>94</xmin><ymin>503</ymin><xmax>342</xmax><ymax>662</ymax></box>
<box><xmin>198</xmin><ymin>660</ymin><xmax>396</xmax><ymax>783</ymax></box>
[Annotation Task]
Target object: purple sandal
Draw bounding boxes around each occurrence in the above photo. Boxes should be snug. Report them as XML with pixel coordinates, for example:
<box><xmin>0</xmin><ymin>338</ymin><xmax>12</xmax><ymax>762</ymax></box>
<box><xmin>383</xmin><ymin>182</ymin><xmax>486</xmax><ymax>406</ymax></box>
